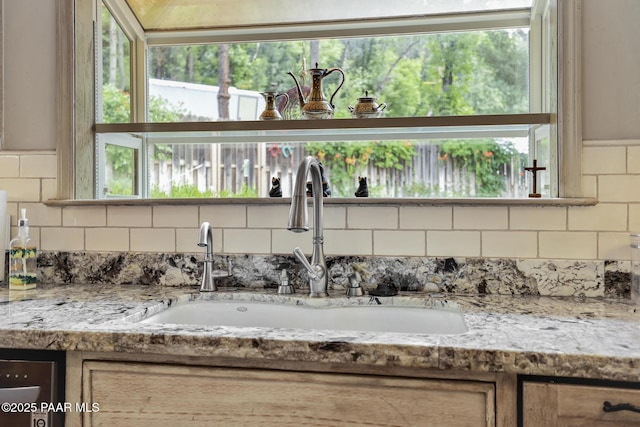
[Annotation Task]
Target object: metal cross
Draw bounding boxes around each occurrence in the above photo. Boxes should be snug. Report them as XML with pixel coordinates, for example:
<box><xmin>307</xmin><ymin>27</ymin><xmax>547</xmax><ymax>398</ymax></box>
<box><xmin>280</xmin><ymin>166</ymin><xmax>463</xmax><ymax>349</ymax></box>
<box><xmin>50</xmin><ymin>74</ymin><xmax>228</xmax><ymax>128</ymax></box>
<box><xmin>525</xmin><ymin>159</ymin><xmax>546</xmax><ymax>198</ymax></box>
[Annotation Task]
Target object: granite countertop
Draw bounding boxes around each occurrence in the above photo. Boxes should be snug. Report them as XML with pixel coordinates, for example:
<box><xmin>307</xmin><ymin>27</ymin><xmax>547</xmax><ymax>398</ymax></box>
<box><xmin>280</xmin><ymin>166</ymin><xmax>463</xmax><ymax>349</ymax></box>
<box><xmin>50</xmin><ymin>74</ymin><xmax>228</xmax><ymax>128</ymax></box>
<box><xmin>0</xmin><ymin>283</ymin><xmax>639</xmax><ymax>382</ymax></box>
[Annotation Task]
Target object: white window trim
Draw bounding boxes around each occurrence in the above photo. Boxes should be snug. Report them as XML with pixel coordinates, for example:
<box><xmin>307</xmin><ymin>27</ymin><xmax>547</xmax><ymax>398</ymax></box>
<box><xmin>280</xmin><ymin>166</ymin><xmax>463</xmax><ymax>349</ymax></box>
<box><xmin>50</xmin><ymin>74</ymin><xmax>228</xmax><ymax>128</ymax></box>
<box><xmin>55</xmin><ymin>0</ymin><xmax>584</xmax><ymax>204</ymax></box>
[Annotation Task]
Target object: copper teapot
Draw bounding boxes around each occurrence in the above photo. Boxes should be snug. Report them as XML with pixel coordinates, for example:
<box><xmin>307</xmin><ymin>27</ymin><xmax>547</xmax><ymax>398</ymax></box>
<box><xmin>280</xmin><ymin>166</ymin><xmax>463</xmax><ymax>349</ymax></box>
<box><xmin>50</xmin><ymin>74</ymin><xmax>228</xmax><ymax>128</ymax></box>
<box><xmin>288</xmin><ymin>63</ymin><xmax>345</xmax><ymax>119</ymax></box>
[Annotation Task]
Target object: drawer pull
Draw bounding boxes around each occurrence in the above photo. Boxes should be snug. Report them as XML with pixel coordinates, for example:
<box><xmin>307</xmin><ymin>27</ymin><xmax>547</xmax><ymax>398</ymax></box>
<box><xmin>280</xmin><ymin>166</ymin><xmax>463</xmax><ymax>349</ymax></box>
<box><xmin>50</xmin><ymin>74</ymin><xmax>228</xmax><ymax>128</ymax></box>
<box><xmin>603</xmin><ymin>401</ymin><xmax>640</xmax><ymax>414</ymax></box>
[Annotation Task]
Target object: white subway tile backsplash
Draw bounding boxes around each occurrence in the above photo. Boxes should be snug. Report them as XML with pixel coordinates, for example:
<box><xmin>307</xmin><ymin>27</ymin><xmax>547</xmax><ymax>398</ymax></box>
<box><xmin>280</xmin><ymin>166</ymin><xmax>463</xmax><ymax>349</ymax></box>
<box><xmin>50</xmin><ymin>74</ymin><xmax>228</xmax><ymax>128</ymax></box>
<box><xmin>223</xmin><ymin>229</ymin><xmax>270</xmax><ymax>254</ymax></box>
<box><xmin>628</xmin><ymin>204</ymin><xmax>640</xmax><ymax>232</ymax></box>
<box><xmin>107</xmin><ymin>206</ymin><xmax>152</xmax><ymax>227</ymax></box>
<box><xmin>510</xmin><ymin>206</ymin><xmax>566</xmax><ymax>230</ymax></box>
<box><xmin>86</xmin><ymin>228</ymin><xmax>129</xmax><ymax>252</ymax></box>
<box><xmin>568</xmin><ymin>203</ymin><xmax>627</xmax><ymax>231</ymax></box>
<box><xmin>582</xmin><ymin>175</ymin><xmax>597</xmax><ymax>198</ymax></box>
<box><xmin>0</xmin><ymin>178</ymin><xmax>40</xmax><ymax>202</ymax></box>
<box><xmin>454</xmin><ymin>207</ymin><xmax>508</xmax><ymax>230</ymax></box>
<box><xmin>130</xmin><ymin>228</ymin><xmax>175</xmax><ymax>252</ymax></box>
<box><xmin>324</xmin><ymin>229</ymin><xmax>372</xmax><ymax>255</ymax></box>
<box><xmin>20</xmin><ymin>155</ymin><xmax>57</xmax><ymax>178</ymax></box>
<box><xmin>20</xmin><ymin>202</ymin><xmax>61</xmax><ymax>227</ymax></box>
<box><xmin>63</xmin><ymin>206</ymin><xmax>106</xmax><ymax>227</ymax></box>
<box><xmin>627</xmin><ymin>146</ymin><xmax>640</xmax><ymax>174</ymax></box>
<box><xmin>41</xmin><ymin>227</ymin><xmax>84</xmax><ymax>251</ymax></box>
<box><xmin>598</xmin><ymin>175</ymin><xmax>640</xmax><ymax>202</ymax></box>
<box><xmin>153</xmin><ymin>205</ymin><xmax>198</xmax><ymax>228</ymax></box>
<box><xmin>598</xmin><ymin>232</ymin><xmax>630</xmax><ymax>260</ymax></box>
<box><xmin>0</xmin><ymin>156</ymin><xmax>20</xmax><ymax>177</ymax></box>
<box><xmin>3</xmin><ymin>142</ymin><xmax>640</xmax><ymax>262</ymax></box>
<box><xmin>247</xmin><ymin>205</ymin><xmax>289</xmax><ymax>228</ymax></box>
<box><xmin>324</xmin><ymin>206</ymin><xmax>347</xmax><ymax>229</ymax></box>
<box><xmin>200</xmin><ymin>205</ymin><xmax>246</xmax><ymax>228</ymax></box>
<box><xmin>374</xmin><ymin>230</ymin><xmax>425</xmax><ymax>256</ymax></box>
<box><xmin>539</xmin><ymin>232</ymin><xmax>597</xmax><ymax>259</ymax></box>
<box><xmin>482</xmin><ymin>231</ymin><xmax>538</xmax><ymax>258</ymax></box>
<box><xmin>271</xmin><ymin>229</ymin><xmax>313</xmax><ymax>255</ymax></box>
<box><xmin>583</xmin><ymin>146</ymin><xmax>625</xmax><ymax>174</ymax></box>
<box><xmin>427</xmin><ymin>231</ymin><xmax>481</xmax><ymax>257</ymax></box>
<box><xmin>347</xmin><ymin>207</ymin><xmax>398</xmax><ymax>229</ymax></box>
<box><xmin>399</xmin><ymin>206</ymin><xmax>452</xmax><ymax>230</ymax></box>
<box><xmin>41</xmin><ymin>179</ymin><xmax>57</xmax><ymax>201</ymax></box>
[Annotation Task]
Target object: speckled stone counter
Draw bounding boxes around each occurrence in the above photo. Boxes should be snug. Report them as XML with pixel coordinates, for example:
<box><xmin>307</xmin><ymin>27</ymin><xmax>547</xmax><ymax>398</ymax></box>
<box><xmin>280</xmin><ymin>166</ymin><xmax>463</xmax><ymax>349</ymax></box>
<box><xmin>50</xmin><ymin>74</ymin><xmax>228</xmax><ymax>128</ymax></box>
<box><xmin>0</xmin><ymin>283</ymin><xmax>638</xmax><ymax>382</ymax></box>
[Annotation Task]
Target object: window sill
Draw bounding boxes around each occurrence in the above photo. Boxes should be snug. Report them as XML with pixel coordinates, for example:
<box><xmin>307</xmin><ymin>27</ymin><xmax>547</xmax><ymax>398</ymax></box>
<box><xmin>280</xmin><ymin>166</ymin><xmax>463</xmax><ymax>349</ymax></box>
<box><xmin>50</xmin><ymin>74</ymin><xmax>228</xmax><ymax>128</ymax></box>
<box><xmin>44</xmin><ymin>197</ymin><xmax>597</xmax><ymax>208</ymax></box>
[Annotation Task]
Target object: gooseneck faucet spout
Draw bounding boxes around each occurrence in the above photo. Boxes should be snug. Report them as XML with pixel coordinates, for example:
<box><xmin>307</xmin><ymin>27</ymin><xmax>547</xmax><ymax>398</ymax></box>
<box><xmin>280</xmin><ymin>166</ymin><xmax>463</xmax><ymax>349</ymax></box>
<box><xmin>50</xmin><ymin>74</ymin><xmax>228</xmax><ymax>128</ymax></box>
<box><xmin>198</xmin><ymin>221</ymin><xmax>217</xmax><ymax>292</ymax></box>
<box><xmin>288</xmin><ymin>156</ymin><xmax>328</xmax><ymax>297</ymax></box>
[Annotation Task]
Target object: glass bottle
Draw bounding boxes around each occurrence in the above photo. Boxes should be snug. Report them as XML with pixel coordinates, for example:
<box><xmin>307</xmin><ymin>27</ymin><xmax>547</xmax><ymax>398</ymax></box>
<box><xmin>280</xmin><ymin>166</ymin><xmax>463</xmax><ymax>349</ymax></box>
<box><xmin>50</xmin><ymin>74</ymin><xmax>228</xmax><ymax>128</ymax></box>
<box><xmin>9</xmin><ymin>209</ymin><xmax>37</xmax><ymax>289</ymax></box>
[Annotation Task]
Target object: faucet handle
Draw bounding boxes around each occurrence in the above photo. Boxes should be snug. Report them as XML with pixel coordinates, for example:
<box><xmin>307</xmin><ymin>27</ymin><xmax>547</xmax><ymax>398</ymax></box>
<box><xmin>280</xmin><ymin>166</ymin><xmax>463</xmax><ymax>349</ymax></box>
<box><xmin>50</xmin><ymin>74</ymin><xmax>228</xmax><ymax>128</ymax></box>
<box><xmin>293</xmin><ymin>247</ymin><xmax>324</xmax><ymax>281</ymax></box>
<box><xmin>277</xmin><ymin>269</ymin><xmax>295</xmax><ymax>294</ymax></box>
<box><xmin>346</xmin><ymin>272</ymin><xmax>364</xmax><ymax>296</ymax></box>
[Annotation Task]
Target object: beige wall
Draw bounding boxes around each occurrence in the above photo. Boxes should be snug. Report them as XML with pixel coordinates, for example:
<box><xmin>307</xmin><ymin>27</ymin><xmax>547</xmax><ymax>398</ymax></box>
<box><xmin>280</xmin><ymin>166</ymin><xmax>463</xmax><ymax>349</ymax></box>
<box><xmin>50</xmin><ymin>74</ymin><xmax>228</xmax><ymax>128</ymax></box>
<box><xmin>3</xmin><ymin>0</ymin><xmax>57</xmax><ymax>150</ymax></box>
<box><xmin>582</xmin><ymin>0</ymin><xmax>640</xmax><ymax>140</ymax></box>
<box><xmin>0</xmin><ymin>2</ymin><xmax>639</xmax><ymax>260</ymax></box>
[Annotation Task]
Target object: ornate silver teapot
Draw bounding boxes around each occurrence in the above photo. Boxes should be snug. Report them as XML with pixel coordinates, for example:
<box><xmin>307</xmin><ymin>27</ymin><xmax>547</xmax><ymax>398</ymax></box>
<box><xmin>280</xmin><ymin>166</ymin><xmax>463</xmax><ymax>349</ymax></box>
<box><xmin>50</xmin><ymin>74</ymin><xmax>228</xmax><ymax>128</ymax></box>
<box><xmin>288</xmin><ymin>63</ymin><xmax>345</xmax><ymax>119</ymax></box>
<box><xmin>349</xmin><ymin>91</ymin><xmax>387</xmax><ymax>118</ymax></box>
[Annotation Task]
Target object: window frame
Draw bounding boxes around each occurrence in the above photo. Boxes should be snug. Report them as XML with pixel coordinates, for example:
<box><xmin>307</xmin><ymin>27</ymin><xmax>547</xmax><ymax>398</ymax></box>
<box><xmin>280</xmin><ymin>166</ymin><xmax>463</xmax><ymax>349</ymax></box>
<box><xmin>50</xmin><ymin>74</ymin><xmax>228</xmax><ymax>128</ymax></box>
<box><xmin>56</xmin><ymin>0</ymin><xmax>583</xmax><ymax>203</ymax></box>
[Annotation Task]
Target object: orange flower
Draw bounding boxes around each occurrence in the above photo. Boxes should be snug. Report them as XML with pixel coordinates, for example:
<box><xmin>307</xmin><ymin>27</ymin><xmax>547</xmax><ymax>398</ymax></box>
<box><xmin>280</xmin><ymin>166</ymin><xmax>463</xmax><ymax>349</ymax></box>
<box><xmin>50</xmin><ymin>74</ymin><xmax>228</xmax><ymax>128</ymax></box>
<box><xmin>334</xmin><ymin>153</ymin><xmax>341</xmax><ymax>159</ymax></box>
<box><xmin>440</xmin><ymin>153</ymin><xmax>448</xmax><ymax>161</ymax></box>
<box><xmin>483</xmin><ymin>151</ymin><xmax>493</xmax><ymax>158</ymax></box>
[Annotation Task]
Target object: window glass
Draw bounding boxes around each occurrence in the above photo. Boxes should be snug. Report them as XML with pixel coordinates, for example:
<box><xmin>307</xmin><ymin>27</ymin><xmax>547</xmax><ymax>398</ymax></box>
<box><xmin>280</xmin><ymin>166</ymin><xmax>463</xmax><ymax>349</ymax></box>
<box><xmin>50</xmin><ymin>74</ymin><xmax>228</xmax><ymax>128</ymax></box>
<box><xmin>103</xmin><ymin>143</ymin><xmax>139</xmax><ymax>197</ymax></box>
<box><xmin>91</xmin><ymin>0</ymin><xmax>559</xmax><ymax>200</ymax></box>
<box><xmin>100</xmin><ymin>3</ymin><xmax>131</xmax><ymax>123</ymax></box>
<box><xmin>147</xmin><ymin>30</ymin><xmax>529</xmax><ymax>121</ymax></box>
<box><xmin>146</xmin><ymin>135</ymin><xmax>541</xmax><ymax>198</ymax></box>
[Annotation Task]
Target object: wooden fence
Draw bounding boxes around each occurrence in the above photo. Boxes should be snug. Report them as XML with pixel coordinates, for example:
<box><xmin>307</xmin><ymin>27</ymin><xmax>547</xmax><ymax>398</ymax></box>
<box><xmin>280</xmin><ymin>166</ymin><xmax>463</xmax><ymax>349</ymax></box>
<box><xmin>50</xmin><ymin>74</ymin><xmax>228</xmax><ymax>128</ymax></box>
<box><xmin>151</xmin><ymin>142</ymin><xmax>529</xmax><ymax>198</ymax></box>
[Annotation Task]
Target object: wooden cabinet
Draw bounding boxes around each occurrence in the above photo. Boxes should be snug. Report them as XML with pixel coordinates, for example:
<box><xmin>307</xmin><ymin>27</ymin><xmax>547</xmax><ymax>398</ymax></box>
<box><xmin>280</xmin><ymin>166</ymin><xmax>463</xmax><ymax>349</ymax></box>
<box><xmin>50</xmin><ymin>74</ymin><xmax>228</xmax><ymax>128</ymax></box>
<box><xmin>523</xmin><ymin>381</ymin><xmax>640</xmax><ymax>426</ymax></box>
<box><xmin>81</xmin><ymin>361</ymin><xmax>496</xmax><ymax>427</ymax></box>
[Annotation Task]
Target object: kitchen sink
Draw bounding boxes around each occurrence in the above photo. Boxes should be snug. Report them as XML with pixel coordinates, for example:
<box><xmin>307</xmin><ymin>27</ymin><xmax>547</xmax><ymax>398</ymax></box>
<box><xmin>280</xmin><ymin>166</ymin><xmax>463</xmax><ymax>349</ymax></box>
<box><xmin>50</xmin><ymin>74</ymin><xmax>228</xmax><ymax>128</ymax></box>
<box><xmin>139</xmin><ymin>300</ymin><xmax>468</xmax><ymax>335</ymax></box>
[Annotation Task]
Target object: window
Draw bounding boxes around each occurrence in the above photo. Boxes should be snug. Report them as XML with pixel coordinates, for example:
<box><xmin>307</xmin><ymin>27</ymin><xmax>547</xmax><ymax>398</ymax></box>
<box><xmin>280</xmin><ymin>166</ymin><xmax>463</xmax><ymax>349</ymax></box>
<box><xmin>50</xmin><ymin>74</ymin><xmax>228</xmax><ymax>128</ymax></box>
<box><xmin>64</xmin><ymin>0</ymin><xmax>581</xmax><ymax>201</ymax></box>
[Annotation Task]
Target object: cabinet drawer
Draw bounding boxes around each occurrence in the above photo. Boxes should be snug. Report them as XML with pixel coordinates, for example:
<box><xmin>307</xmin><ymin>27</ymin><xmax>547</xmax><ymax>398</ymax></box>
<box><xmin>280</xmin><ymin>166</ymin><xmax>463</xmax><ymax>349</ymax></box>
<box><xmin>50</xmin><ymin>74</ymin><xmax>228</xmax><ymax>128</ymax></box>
<box><xmin>83</xmin><ymin>361</ymin><xmax>495</xmax><ymax>427</ymax></box>
<box><xmin>523</xmin><ymin>382</ymin><xmax>640</xmax><ymax>426</ymax></box>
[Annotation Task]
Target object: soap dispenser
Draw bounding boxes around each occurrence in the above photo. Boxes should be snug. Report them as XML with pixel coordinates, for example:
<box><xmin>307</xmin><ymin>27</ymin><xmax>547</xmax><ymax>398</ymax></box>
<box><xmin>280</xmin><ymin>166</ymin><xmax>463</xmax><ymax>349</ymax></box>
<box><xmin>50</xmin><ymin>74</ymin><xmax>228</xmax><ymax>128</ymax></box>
<box><xmin>9</xmin><ymin>209</ymin><xmax>37</xmax><ymax>289</ymax></box>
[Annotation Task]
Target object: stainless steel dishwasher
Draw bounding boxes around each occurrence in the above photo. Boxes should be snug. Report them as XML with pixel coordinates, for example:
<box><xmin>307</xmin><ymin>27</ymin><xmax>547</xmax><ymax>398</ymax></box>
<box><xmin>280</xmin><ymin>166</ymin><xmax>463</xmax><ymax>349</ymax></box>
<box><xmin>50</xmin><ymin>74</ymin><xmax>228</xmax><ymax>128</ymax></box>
<box><xmin>0</xmin><ymin>349</ymin><xmax>65</xmax><ymax>427</ymax></box>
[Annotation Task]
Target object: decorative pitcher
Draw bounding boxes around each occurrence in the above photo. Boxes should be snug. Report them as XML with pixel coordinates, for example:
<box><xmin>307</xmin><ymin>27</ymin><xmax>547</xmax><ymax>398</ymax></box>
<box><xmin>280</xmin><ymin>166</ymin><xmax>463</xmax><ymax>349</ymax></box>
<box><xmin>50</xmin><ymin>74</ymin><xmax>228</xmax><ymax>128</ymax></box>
<box><xmin>287</xmin><ymin>63</ymin><xmax>345</xmax><ymax>119</ymax></box>
<box><xmin>259</xmin><ymin>91</ymin><xmax>289</xmax><ymax>121</ymax></box>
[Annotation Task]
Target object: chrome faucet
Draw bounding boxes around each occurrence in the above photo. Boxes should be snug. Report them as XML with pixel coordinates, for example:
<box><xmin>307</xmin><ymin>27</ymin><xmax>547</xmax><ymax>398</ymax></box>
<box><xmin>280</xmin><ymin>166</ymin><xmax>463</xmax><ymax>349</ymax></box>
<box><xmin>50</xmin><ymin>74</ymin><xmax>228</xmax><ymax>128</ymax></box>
<box><xmin>288</xmin><ymin>156</ymin><xmax>328</xmax><ymax>297</ymax></box>
<box><xmin>198</xmin><ymin>221</ymin><xmax>217</xmax><ymax>292</ymax></box>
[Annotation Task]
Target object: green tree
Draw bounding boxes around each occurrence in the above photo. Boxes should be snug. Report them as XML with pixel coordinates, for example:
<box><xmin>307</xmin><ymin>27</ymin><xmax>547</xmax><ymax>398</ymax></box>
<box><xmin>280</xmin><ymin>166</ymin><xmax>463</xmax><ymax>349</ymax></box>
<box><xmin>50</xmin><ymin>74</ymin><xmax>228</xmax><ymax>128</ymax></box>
<box><xmin>439</xmin><ymin>140</ymin><xmax>525</xmax><ymax>197</ymax></box>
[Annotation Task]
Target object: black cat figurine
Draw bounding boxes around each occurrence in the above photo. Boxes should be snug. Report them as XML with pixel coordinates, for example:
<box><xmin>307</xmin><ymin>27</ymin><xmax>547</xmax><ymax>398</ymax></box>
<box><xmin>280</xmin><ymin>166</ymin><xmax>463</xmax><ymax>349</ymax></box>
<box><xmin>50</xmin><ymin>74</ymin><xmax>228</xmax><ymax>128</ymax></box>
<box><xmin>269</xmin><ymin>177</ymin><xmax>282</xmax><ymax>197</ymax></box>
<box><xmin>305</xmin><ymin>162</ymin><xmax>331</xmax><ymax>197</ymax></box>
<box><xmin>355</xmin><ymin>176</ymin><xmax>369</xmax><ymax>197</ymax></box>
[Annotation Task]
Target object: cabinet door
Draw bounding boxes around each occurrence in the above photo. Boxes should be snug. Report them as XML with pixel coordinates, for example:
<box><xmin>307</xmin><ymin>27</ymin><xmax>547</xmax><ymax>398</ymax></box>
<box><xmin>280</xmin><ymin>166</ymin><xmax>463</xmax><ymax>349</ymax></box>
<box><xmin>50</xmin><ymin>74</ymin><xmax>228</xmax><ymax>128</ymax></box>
<box><xmin>83</xmin><ymin>361</ymin><xmax>495</xmax><ymax>427</ymax></box>
<box><xmin>523</xmin><ymin>382</ymin><xmax>640</xmax><ymax>426</ymax></box>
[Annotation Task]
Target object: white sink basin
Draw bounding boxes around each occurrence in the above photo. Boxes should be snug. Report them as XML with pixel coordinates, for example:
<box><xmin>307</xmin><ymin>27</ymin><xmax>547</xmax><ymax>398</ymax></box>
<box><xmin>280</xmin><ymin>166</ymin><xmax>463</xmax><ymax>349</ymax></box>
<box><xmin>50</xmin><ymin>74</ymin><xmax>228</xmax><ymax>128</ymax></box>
<box><xmin>139</xmin><ymin>300</ymin><xmax>468</xmax><ymax>335</ymax></box>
